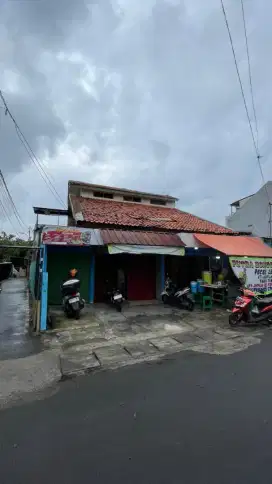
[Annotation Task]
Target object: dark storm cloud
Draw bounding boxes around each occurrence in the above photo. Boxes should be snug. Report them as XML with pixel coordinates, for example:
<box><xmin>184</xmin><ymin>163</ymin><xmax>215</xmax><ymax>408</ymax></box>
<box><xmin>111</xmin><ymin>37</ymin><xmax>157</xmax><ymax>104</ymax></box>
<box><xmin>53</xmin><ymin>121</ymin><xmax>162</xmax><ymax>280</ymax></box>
<box><xmin>3</xmin><ymin>0</ymin><xmax>90</xmax><ymax>49</ymax></box>
<box><xmin>0</xmin><ymin>0</ymin><xmax>272</xmax><ymax>230</ymax></box>
<box><xmin>0</xmin><ymin>0</ymin><xmax>93</xmax><ymax>174</ymax></box>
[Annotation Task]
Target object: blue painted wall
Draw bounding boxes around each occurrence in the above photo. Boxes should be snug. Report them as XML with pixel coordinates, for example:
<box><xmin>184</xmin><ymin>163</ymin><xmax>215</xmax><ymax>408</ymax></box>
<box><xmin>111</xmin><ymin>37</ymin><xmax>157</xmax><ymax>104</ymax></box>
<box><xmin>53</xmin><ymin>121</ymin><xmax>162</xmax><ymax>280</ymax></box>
<box><xmin>40</xmin><ymin>245</ymin><xmax>48</xmax><ymax>331</ymax></box>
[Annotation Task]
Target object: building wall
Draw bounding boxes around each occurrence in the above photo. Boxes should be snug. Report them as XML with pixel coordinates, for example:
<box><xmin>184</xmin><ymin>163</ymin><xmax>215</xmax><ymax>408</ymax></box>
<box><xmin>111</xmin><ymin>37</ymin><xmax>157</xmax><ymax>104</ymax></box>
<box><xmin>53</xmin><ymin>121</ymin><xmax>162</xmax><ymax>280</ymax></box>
<box><xmin>47</xmin><ymin>247</ymin><xmax>91</xmax><ymax>305</ymax></box>
<box><xmin>227</xmin><ymin>182</ymin><xmax>272</xmax><ymax>237</ymax></box>
<box><xmin>80</xmin><ymin>187</ymin><xmax>175</xmax><ymax>207</ymax></box>
<box><xmin>238</xmin><ymin>195</ymin><xmax>253</xmax><ymax>209</ymax></box>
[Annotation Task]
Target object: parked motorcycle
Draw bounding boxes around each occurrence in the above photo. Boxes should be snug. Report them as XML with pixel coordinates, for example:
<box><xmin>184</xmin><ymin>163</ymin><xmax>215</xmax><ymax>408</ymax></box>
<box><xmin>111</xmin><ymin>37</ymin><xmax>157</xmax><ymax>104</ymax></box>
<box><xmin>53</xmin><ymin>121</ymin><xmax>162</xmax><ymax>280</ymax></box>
<box><xmin>229</xmin><ymin>287</ymin><xmax>272</xmax><ymax>326</ymax></box>
<box><xmin>61</xmin><ymin>278</ymin><xmax>85</xmax><ymax>320</ymax></box>
<box><xmin>161</xmin><ymin>277</ymin><xmax>194</xmax><ymax>311</ymax></box>
<box><xmin>106</xmin><ymin>288</ymin><xmax>124</xmax><ymax>312</ymax></box>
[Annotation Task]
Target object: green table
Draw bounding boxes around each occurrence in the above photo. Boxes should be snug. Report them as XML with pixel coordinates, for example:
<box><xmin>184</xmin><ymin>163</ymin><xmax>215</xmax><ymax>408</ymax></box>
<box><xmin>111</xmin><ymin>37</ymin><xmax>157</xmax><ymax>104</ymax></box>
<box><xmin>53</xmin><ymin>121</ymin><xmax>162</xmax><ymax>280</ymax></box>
<box><xmin>200</xmin><ymin>284</ymin><xmax>227</xmax><ymax>305</ymax></box>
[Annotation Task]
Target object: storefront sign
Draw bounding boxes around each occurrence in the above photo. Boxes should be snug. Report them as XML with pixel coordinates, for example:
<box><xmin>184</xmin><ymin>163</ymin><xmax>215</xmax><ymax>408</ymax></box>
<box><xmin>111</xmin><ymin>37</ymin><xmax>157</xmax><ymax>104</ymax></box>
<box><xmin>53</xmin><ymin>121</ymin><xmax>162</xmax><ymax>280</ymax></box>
<box><xmin>229</xmin><ymin>257</ymin><xmax>272</xmax><ymax>293</ymax></box>
<box><xmin>42</xmin><ymin>227</ymin><xmax>102</xmax><ymax>246</ymax></box>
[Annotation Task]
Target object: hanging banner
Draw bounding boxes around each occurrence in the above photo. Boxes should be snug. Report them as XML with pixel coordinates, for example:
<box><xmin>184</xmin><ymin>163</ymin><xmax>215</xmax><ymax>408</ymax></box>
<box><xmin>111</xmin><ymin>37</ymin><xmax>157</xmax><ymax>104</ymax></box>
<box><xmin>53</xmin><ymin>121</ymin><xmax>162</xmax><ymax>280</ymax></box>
<box><xmin>42</xmin><ymin>226</ymin><xmax>102</xmax><ymax>246</ymax></box>
<box><xmin>108</xmin><ymin>244</ymin><xmax>185</xmax><ymax>256</ymax></box>
<box><xmin>229</xmin><ymin>257</ymin><xmax>272</xmax><ymax>293</ymax></box>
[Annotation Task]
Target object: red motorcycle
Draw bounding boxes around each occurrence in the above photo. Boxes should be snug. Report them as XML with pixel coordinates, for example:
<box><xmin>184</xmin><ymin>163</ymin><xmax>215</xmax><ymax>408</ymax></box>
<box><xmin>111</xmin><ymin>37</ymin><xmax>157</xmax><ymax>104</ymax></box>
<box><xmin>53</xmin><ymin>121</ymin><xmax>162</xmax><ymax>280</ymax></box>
<box><xmin>229</xmin><ymin>288</ymin><xmax>272</xmax><ymax>326</ymax></box>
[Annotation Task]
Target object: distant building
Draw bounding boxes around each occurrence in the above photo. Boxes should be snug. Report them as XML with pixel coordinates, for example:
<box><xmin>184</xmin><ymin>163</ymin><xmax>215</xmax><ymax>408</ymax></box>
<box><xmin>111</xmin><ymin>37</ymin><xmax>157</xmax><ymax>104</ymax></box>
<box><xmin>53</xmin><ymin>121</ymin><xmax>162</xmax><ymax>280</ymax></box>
<box><xmin>226</xmin><ymin>182</ymin><xmax>272</xmax><ymax>244</ymax></box>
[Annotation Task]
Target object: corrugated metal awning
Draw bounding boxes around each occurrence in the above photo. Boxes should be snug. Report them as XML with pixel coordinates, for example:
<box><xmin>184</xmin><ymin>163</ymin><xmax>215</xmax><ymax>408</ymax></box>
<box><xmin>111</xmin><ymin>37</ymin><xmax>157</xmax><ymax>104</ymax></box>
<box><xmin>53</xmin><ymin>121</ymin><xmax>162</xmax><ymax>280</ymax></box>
<box><xmin>101</xmin><ymin>229</ymin><xmax>184</xmax><ymax>247</ymax></box>
<box><xmin>194</xmin><ymin>234</ymin><xmax>272</xmax><ymax>257</ymax></box>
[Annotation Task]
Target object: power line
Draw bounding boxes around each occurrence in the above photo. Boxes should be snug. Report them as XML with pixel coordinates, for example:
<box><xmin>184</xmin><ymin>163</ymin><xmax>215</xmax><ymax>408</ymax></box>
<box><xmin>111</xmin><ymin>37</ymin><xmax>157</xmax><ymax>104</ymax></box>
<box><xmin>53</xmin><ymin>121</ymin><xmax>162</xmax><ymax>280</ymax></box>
<box><xmin>0</xmin><ymin>170</ymin><xmax>27</xmax><ymax>231</ymax></box>
<box><xmin>240</xmin><ymin>0</ymin><xmax>259</xmax><ymax>151</ymax></box>
<box><xmin>0</xmin><ymin>173</ymin><xmax>28</xmax><ymax>236</ymax></box>
<box><xmin>220</xmin><ymin>0</ymin><xmax>258</xmax><ymax>155</ymax></box>
<box><xmin>0</xmin><ymin>196</ymin><xmax>20</xmax><ymax>237</ymax></box>
<box><xmin>0</xmin><ymin>90</ymin><xmax>66</xmax><ymax>209</ymax></box>
<box><xmin>220</xmin><ymin>0</ymin><xmax>270</xmax><ymax>204</ymax></box>
<box><xmin>0</xmin><ymin>174</ymin><xmax>27</xmax><ymax>237</ymax></box>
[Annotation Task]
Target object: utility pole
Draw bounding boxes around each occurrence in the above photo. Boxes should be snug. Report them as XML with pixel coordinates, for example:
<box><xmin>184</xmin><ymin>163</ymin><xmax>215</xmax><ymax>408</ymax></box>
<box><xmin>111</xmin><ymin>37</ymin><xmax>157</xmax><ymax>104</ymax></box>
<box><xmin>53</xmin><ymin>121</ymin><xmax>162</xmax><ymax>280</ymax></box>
<box><xmin>269</xmin><ymin>203</ymin><xmax>272</xmax><ymax>245</ymax></box>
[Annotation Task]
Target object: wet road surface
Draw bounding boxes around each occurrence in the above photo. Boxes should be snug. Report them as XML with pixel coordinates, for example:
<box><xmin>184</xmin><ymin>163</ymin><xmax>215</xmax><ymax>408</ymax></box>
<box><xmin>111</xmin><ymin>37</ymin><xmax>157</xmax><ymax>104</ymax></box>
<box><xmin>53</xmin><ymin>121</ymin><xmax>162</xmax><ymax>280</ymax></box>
<box><xmin>0</xmin><ymin>278</ymin><xmax>42</xmax><ymax>360</ymax></box>
<box><xmin>1</xmin><ymin>331</ymin><xmax>272</xmax><ymax>483</ymax></box>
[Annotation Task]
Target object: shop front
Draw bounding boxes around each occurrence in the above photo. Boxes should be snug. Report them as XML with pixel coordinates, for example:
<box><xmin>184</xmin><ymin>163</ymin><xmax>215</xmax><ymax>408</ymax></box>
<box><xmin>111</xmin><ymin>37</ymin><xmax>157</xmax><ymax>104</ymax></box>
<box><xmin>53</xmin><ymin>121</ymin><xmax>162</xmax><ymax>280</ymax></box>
<box><xmin>94</xmin><ymin>253</ymin><xmax>157</xmax><ymax>302</ymax></box>
<box><xmin>98</xmin><ymin>229</ymin><xmax>185</xmax><ymax>303</ymax></box>
<box><xmin>187</xmin><ymin>234</ymin><xmax>272</xmax><ymax>303</ymax></box>
<box><xmin>39</xmin><ymin>226</ymin><xmax>185</xmax><ymax>330</ymax></box>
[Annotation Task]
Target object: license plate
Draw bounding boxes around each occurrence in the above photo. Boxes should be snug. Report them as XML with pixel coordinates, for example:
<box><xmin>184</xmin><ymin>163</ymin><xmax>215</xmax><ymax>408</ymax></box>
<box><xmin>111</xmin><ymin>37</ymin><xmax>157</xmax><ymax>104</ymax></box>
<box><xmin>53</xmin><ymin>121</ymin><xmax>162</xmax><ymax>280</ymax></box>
<box><xmin>69</xmin><ymin>297</ymin><xmax>79</xmax><ymax>304</ymax></box>
<box><xmin>113</xmin><ymin>294</ymin><xmax>122</xmax><ymax>301</ymax></box>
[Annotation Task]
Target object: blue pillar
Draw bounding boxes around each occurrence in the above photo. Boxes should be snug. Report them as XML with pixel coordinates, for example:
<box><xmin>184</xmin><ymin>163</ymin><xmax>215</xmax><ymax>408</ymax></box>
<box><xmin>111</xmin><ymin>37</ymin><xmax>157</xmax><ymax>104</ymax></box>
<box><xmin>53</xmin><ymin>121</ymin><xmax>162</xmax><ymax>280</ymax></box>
<box><xmin>40</xmin><ymin>245</ymin><xmax>48</xmax><ymax>331</ymax></box>
<box><xmin>160</xmin><ymin>254</ymin><xmax>165</xmax><ymax>292</ymax></box>
<box><xmin>89</xmin><ymin>253</ymin><xmax>95</xmax><ymax>303</ymax></box>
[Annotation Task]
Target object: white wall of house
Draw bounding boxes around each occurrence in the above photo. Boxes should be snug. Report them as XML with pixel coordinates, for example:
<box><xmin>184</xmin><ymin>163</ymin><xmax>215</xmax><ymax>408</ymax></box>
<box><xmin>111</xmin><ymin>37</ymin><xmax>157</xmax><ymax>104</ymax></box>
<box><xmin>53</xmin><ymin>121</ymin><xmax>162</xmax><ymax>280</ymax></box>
<box><xmin>226</xmin><ymin>182</ymin><xmax>272</xmax><ymax>237</ymax></box>
<box><xmin>79</xmin><ymin>186</ymin><xmax>175</xmax><ymax>207</ymax></box>
<box><xmin>238</xmin><ymin>195</ymin><xmax>253</xmax><ymax>209</ymax></box>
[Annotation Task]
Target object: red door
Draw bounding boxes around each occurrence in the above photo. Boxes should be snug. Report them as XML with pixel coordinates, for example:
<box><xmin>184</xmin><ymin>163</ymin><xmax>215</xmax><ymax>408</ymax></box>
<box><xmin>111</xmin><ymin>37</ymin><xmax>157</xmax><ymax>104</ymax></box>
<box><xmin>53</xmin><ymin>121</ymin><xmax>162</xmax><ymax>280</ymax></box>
<box><xmin>127</xmin><ymin>256</ymin><xmax>156</xmax><ymax>301</ymax></box>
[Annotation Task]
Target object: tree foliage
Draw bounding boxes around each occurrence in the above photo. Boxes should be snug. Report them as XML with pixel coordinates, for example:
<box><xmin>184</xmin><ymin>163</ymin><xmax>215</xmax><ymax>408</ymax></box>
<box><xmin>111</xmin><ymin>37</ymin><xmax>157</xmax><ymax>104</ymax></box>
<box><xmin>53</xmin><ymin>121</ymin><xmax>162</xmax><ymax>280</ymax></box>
<box><xmin>0</xmin><ymin>232</ymin><xmax>32</xmax><ymax>262</ymax></box>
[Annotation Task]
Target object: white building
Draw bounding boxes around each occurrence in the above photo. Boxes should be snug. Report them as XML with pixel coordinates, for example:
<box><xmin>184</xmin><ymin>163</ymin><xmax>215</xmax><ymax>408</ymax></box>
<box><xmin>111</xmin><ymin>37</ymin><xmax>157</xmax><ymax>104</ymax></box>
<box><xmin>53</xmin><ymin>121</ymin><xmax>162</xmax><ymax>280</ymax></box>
<box><xmin>226</xmin><ymin>182</ymin><xmax>272</xmax><ymax>241</ymax></box>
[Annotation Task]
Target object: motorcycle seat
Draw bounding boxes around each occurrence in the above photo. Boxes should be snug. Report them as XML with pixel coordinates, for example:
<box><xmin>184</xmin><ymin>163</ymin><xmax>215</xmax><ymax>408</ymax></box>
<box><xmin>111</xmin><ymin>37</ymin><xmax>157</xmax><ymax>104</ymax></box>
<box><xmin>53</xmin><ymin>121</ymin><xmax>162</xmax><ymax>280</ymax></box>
<box><xmin>257</xmin><ymin>297</ymin><xmax>272</xmax><ymax>305</ymax></box>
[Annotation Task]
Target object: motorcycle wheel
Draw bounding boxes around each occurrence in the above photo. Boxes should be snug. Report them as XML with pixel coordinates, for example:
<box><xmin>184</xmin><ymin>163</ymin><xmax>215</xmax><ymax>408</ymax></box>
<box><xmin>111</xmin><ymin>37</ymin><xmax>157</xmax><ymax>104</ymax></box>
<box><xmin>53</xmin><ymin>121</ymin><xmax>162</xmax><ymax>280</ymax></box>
<box><xmin>64</xmin><ymin>306</ymin><xmax>71</xmax><ymax>318</ymax></box>
<box><xmin>116</xmin><ymin>302</ymin><xmax>122</xmax><ymax>312</ymax></box>
<box><xmin>162</xmin><ymin>295</ymin><xmax>168</xmax><ymax>304</ymax></box>
<box><xmin>74</xmin><ymin>309</ymin><xmax>80</xmax><ymax>320</ymax></box>
<box><xmin>229</xmin><ymin>313</ymin><xmax>241</xmax><ymax>327</ymax></box>
<box><xmin>188</xmin><ymin>300</ymin><xmax>194</xmax><ymax>311</ymax></box>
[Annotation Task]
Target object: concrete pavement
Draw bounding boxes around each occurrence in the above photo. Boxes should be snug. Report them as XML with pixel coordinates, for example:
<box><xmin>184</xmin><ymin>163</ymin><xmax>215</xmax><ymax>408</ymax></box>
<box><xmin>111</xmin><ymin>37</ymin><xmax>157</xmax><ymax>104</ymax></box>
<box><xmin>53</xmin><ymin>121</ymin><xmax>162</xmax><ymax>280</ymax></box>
<box><xmin>0</xmin><ymin>278</ymin><xmax>41</xmax><ymax>360</ymax></box>
<box><xmin>2</xmin><ymin>332</ymin><xmax>272</xmax><ymax>483</ymax></box>
<box><xmin>0</xmin><ymin>280</ymin><xmax>266</xmax><ymax>406</ymax></box>
<box><xmin>44</xmin><ymin>304</ymin><xmax>264</xmax><ymax>377</ymax></box>
<box><xmin>0</xmin><ymin>279</ymin><xmax>61</xmax><ymax>408</ymax></box>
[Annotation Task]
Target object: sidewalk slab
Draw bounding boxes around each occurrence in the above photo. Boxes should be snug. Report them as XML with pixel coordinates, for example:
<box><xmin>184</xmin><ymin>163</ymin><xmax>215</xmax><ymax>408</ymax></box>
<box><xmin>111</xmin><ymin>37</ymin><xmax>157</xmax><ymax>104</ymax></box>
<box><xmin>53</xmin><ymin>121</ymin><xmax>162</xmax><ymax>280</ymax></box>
<box><xmin>124</xmin><ymin>342</ymin><xmax>159</xmax><ymax>358</ymax></box>
<box><xmin>172</xmin><ymin>332</ymin><xmax>202</xmax><ymax>345</ymax></box>
<box><xmin>196</xmin><ymin>329</ymin><xmax>224</xmax><ymax>342</ymax></box>
<box><xmin>185</xmin><ymin>319</ymin><xmax>215</xmax><ymax>330</ymax></box>
<box><xmin>60</xmin><ymin>351</ymin><xmax>100</xmax><ymax>377</ymax></box>
<box><xmin>214</xmin><ymin>328</ymin><xmax>242</xmax><ymax>339</ymax></box>
<box><xmin>94</xmin><ymin>345</ymin><xmax>132</xmax><ymax>367</ymax></box>
<box><xmin>149</xmin><ymin>336</ymin><xmax>182</xmax><ymax>353</ymax></box>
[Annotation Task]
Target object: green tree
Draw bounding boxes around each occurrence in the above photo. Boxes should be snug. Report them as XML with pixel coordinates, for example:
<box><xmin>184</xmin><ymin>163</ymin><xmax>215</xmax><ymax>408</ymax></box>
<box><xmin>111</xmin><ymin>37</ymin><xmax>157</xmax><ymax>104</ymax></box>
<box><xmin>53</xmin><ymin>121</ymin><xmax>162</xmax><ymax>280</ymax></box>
<box><xmin>0</xmin><ymin>232</ymin><xmax>32</xmax><ymax>262</ymax></box>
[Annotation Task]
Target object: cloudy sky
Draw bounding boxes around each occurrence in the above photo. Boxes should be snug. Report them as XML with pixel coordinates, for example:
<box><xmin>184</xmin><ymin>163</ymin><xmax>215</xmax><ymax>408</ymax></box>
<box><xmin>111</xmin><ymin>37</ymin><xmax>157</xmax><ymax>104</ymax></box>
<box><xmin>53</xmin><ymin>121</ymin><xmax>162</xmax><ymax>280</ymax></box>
<box><xmin>0</xmin><ymin>0</ymin><xmax>271</xmax><ymax>235</ymax></box>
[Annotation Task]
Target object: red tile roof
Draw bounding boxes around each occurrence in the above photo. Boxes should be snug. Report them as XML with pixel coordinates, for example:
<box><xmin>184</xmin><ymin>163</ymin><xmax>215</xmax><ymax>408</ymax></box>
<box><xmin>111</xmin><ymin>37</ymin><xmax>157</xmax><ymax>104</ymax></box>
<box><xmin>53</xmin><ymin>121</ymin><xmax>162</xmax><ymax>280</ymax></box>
<box><xmin>101</xmin><ymin>229</ymin><xmax>184</xmax><ymax>246</ymax></box>
<box><xmin>70</xmin><ymin>195</ymin><xmax>233</xmax><ymax>234</ymax></box>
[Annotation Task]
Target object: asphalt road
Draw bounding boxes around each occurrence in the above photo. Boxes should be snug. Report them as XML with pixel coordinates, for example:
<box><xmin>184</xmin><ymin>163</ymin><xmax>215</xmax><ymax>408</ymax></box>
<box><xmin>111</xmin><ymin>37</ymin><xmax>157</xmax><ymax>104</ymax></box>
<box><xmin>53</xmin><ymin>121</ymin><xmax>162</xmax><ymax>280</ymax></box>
<box><xmin>0</xmin><ymin>278</ymin><xmax>41</xmax><ymax>360</ymax></box>
<box><xmin>1</xmin><ymin>332</ymin><xmax>272</xmax><ymax>484</ymax></box>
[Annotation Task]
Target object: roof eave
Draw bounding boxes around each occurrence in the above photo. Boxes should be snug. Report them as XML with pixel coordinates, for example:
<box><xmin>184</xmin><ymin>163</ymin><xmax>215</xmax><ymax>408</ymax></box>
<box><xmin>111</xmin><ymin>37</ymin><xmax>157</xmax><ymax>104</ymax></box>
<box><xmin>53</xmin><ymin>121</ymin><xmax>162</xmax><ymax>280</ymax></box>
<box><xmin>68</xmin><ymin>180</ymin><xmax>178</xmax><ymax>202</ymax></box>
